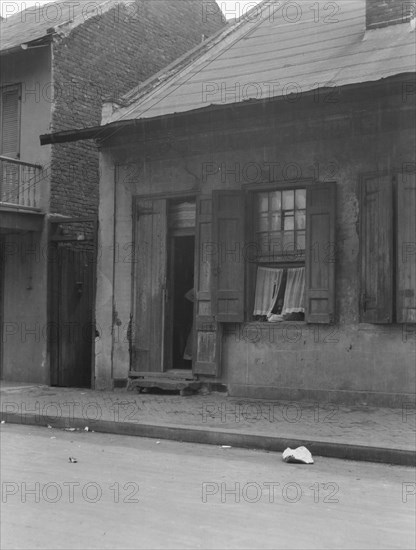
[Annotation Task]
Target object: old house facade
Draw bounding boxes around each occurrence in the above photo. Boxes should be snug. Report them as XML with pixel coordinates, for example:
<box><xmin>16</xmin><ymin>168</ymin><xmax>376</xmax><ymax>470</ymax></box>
<box><xmin>0</xmin><ymin>0</ymin><xmax>225</xmax><ymax>385</ymax></box>
<box><xmin>43</xmin><ymin>0</ymin><xmax>416</xmax><ymax>405</ymax></box>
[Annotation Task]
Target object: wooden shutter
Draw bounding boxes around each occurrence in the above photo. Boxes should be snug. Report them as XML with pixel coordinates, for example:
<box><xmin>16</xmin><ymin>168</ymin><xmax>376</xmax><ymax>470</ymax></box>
<box><xmin>0</xmin><ymin>86</ymin><xmax>21</xmax><ymax>158</ymax></box>
<box><xmin>305</xmin><ymin>182</ymin><xmax>336</xmax><ymax>323</ymax></box>
<box><xmin>0</xmin><ymin>86</ymin><xmax>21</xmax><ymax>202</ymax></box>
<box><xmin>212</xmin><ymin>190</ymin><xmax>245</xmax><ymax>322</ymax></box>
<box><xmin>396</xmin><ymin>173</ymin><xmax>416</xmax><ymax>323</ymax></box>
<box><xmin>193</xmin><ymin>196</ymin><xmax>222</xmax><ymax>376</ymax></box>
<box><xmin>360</xmin><ymin>175</ymin><xmax>393</xmax><ymax>323</ymax></box>
<box><xmin>132</xmin><ymin>198</ymin><xmax>167</xmax><ymax>373</ymax></box>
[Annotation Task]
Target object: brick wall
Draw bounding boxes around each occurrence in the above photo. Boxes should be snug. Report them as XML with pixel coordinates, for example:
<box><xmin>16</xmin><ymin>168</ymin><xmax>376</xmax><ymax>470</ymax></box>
<box><xmin>50</xmin><ymin>0</ymin><xmax>225</xmax><ymax>218</ymax></box>
<box><xmin>366</xmin><ymin>0</ymin><xmax>415</xmax><ymax>29</ymax></box>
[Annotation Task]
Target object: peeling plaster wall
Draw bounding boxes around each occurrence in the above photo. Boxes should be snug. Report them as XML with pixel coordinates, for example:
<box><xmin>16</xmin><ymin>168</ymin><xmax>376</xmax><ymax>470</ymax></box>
<box><xmin>97</xmin><ymin>80</ymin><xmax>416</xmax><ymax>404</ymax></box>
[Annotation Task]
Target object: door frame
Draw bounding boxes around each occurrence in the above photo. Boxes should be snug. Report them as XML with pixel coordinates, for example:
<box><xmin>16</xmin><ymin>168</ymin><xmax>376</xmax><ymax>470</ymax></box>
<box><xmin>131</xmin><ymin>193</ymin><xmax>197</xmax><ymax>374</ymax></box>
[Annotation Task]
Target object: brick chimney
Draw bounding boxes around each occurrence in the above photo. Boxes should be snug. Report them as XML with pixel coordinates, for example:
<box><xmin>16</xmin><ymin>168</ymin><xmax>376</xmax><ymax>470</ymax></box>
<box><xmin>366</xmin><ymin>0</ymin><xmax>415</xmax><ymax>30</ymax></box>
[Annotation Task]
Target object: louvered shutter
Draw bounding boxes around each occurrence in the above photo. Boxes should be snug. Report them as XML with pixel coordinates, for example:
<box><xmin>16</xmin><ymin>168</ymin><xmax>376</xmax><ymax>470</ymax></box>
<box><xmin>1</xmin><ymin>86</ymin><xmax>20</xmax><ymax>158</ymax></box>
<box><xmin>212</xmin><ymin>190</ymin><xmax>245</xmax><ymax>322</ymax></box>
<box><xmin>396</xmin><ymin>173</ymin><xmax>416</xmax><ymax>323</ymax></box>
<box><xmin>305</xmin><ymin>182</ymin><xmax>337</xmax><ymax>323</ymax></box>
<box><xmin>0</xmin><ymin>86</ymin><xmax>21</xmax><ymax>202</ymax></box>
<box><xmin>360</xmin><ymin>175</ymin><xmax>393</xmax><ymax>323</ymax></box>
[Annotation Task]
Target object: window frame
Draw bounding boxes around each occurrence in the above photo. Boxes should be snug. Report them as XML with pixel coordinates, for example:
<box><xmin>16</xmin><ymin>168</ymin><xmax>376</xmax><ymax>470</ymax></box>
<box><xmin>244</xmin><ymin>179</ymin><xmax>316</xmax><ymax>323</ymax></box>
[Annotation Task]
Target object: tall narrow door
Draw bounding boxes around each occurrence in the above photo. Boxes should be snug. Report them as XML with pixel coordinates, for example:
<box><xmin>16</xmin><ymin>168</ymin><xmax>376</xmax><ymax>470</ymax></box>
<box><xmin>132</xmin><ymin>199</ymin><xmax>167</xmax><ymax>373</ymax></box>
<box><xmin>50</xmin><ymin>246</ymin><xmax>94</xmax><ymax>387</ymax></box>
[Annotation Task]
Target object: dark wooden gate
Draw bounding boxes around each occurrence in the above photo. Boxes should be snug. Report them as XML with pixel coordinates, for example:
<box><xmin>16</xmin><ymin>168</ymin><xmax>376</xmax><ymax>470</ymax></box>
<box><xmin>49</xmin><ymin>218</ymin><xmax>97</xmax><ymax>388</ymax></box>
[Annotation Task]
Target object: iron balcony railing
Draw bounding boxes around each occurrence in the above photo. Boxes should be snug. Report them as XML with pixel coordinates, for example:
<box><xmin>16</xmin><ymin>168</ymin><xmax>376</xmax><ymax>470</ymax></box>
<box><xmin>0</xmin><ymin>155</ymin><xmax>43</xmax><ymax>209</ymax></box>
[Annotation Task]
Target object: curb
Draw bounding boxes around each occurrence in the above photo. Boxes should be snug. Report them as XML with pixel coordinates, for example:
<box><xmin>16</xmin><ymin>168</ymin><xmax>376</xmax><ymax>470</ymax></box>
<box><xmin>1</xmin><ymin>412</ymin><xmax>414</xmax><ymax>467</ymax></box>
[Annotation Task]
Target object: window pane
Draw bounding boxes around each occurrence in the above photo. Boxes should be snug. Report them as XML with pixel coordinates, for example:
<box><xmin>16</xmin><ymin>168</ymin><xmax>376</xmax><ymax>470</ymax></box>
<box><xmin>270</xmin><ymin>191</ymin><xmax>281</xmax><ymax>211</ymax></box>
<box><xmin>295</xmin><ymin>189</ymin><xmax>306</xmax><ymax>209</ymax></box>
<box><xmin>282</xmin><ymin>190</ymin><xmax>294</xmax><ymax>210</ymax></box>
<box><xmin>258</xmin><ymin>234</ymin><xmax>270</xmax><ymax>255</ymax></box>
<box><xmin>297</xmin><ymin>231</ymin><xmax>306</xmax><ymax>251</ymax></box>
<box><xmin>283</xmin><ymin>231</ymin><xmax>295</xmax><ymax>251</ymax></box>
<box><xmin>284</xmin><ymin>214</ymin><xmax>294</xmax><ymax>230</ymax></box>
<box><xmin>270</xmin><ymin>212</ymin><xmax>281</xmax><ymax>230</ymax></box>
<box><xmin>258</xmin><ymin>193</ymin><xmax>268</xmax><ymax>212</ymax></box>
<box><xmin>295</xmin><ymin>211</ymin><xmax>306</xmax><ymax>229</ymax></box>
<box><xmin>270</xmin><ymin>232</ymin><xmax>283</xmax><ymax>257</ymax></box>
<box><xmin>258</xmin><ymin>213</ymin><xmax>269</xmax><ymax>232</ymax></box>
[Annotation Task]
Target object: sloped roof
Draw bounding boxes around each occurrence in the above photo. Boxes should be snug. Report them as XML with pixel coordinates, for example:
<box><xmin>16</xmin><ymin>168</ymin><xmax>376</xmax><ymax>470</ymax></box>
<box><xmin>108</xmin><ymin>0</ymin><xmax>416</xmax><ymax>124</ymax></box>
<box><xmin>0</xmin><ymin>0</ymin><xmax>127</xmax><ymax>53</ymax></box>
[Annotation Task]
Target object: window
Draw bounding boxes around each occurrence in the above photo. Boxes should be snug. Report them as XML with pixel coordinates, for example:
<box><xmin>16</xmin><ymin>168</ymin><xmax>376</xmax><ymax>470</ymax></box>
<box><xmin>360</xmin><ymin>172</ymin><xmax>416</xmax><ymax>324</ymax></box>
<box><xmin>252</xmin><ymin>188</ymin><xmax>306</xmax><ymax>322</ymax></box>
<box><xmin>0</xmin><ymin>85</ymin><xmax>21</xmax><ymax>158</ymax></box>
<box><xmin>208</xmin><ymin>184</ymin><xmax>336</xmax><ymax>326</ymax></box>
<box><xmin>255</xmin><ymin>189</ymin><xmax>306</xmax><ymax>260</ymax></box>
<box><xmin>0</xmin><ymin>85</ymin><xmax>21</xmax><ymax>203</ymax></box>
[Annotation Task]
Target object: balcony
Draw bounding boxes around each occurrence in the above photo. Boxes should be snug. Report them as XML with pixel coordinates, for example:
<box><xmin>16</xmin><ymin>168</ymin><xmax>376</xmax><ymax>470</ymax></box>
<box><xmin>0</xmin><ymin>156</ymin><xmax>43</xmax><ymax>210</ymax></box>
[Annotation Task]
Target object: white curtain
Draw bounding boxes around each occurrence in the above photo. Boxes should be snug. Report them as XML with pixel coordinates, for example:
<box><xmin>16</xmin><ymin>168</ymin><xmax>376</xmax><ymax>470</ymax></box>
<box><xmin>282</xmin><ymin>267</ymin><xmax>305</xmax><ymax>313</ymax></box>
<box><xmin>253</xmin><ymin>267</ymin><xmax>284</xmax><ymax>316</ymax></box>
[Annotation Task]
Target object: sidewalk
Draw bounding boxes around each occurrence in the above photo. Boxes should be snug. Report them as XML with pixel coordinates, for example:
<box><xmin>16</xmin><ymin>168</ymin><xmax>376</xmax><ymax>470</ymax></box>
<box><xmin>0</xmin><ymin>382</ymin><xmax>415</xmax><ymax>466</ymax></box>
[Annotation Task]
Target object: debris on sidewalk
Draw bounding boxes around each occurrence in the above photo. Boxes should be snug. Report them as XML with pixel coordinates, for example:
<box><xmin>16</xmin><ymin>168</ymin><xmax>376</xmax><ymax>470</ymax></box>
<box><xmin>68</xmin><ymin>457</ymin><xmax>78</xmax><ymax>463</ymax></box>
<box><xmin>84</xmin><ymin>427</ymin><xmax>89</xmax><ymax>432</ymax></box>
<box><xmin>1</xmin><ymin>420</ymin><xmax>5</xmax><ymax>424</ymax></box>
<box><xmin>221</xmin><ymin>445</ymin><xmax>232</xmax><ymax>449</ymax></box>
<box><xmin>64</xmin><ymin>428</ymin><xmax>76</xmax><ymax>432</ymax></box>
<box><xmin>282</xmin><ymin>446</ymin><xmax>314</xmax><ymax>464</ymax></box>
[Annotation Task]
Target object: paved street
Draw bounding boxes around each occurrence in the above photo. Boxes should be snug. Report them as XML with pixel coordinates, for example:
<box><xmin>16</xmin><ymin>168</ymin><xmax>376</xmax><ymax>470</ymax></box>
<box><xmin>1</xmin><ymin>424</ymin><xmax>415</xmax><ymax>550</ymax></box>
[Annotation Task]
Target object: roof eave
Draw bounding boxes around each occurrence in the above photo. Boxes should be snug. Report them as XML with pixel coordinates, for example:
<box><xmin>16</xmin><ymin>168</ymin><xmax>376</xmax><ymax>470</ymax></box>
<box><xmin>0</xmin><ymin>34</ymin><xmax>53</xmax><ymax>56</ymax></box>
<box><xmin>40</xmin><ymin>73</ymin><xmax>415</xmax><ymax>147</ymax></box>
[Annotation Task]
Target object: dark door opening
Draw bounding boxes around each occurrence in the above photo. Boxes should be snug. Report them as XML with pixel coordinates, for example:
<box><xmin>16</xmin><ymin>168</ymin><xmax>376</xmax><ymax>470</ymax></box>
<box><xmin>50</xmin><ymin>245</ymin><xmax>94</xmax><ymax>388</ymax></box>
<box><xmin>49</xmin><ymin>218</ymin><xmax>97</xmax><ymax>388</ymax></box>
<box><xmin>171</xmin><ymin>235</ymin><xmax>195</xmax><ymax>370</ymax></box>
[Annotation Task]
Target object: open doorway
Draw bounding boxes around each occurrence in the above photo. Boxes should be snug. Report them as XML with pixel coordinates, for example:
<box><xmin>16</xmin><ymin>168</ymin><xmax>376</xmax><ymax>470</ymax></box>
<box><xmin>171</xmin><ymin>235</ymin><xmax>195</xmax><ymax>369</ymax></box>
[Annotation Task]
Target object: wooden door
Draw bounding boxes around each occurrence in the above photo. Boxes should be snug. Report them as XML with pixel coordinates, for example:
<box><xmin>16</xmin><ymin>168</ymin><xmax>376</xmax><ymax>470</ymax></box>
<box><xmin>132</xmin><ymin>199</ymin><xmax>167</xmax><ymax>373</ymax></box>
<box><xmin>50</xmin><ymin>245</ymin><xmax>94</xmax><ymax>387</ymax></box>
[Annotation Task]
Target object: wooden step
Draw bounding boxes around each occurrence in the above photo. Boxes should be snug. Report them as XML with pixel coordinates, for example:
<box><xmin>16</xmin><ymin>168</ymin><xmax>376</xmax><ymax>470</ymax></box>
<box><xmin>127</xmin><ymin>376</ymin><xmax>201</xmax><ymax>395</ymax></box>
<box><xmin>129</xmin><ymin>370</ymin><xmax>195</xmax><ymax>381</ymax></box>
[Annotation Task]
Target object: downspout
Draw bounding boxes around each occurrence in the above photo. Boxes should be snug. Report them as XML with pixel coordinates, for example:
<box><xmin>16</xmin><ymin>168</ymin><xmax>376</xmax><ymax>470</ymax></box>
<box><xmin>46</xmin><ymin>39</ymin><xmax>54</xmax><ymax>386</ymax></box>
<box><xmin>110</xmin><ymin>162</ymin><xmax>118</xmax><ymax>386</ymax></box>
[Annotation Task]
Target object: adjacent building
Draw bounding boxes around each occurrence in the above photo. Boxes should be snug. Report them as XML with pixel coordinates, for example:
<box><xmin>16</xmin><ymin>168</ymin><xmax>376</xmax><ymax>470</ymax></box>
<box><xmin>0</xmin><ymin>0</ymin><xmax>225</xmax><ymax>385</ymax></box>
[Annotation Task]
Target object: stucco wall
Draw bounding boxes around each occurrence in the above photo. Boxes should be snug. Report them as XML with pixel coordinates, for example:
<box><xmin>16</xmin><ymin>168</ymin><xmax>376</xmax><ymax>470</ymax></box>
<box><xmin>97</xmin><ymin>79</ymin><xmax>416</xmax><ymax>404</ymax></box>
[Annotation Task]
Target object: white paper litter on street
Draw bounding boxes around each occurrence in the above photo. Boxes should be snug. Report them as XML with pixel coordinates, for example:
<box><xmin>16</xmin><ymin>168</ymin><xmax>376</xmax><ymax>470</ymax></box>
<box><xmin>282</xmin><ymin>446</ymin><xmax>314</xmax><ymax>464</ymax></box>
